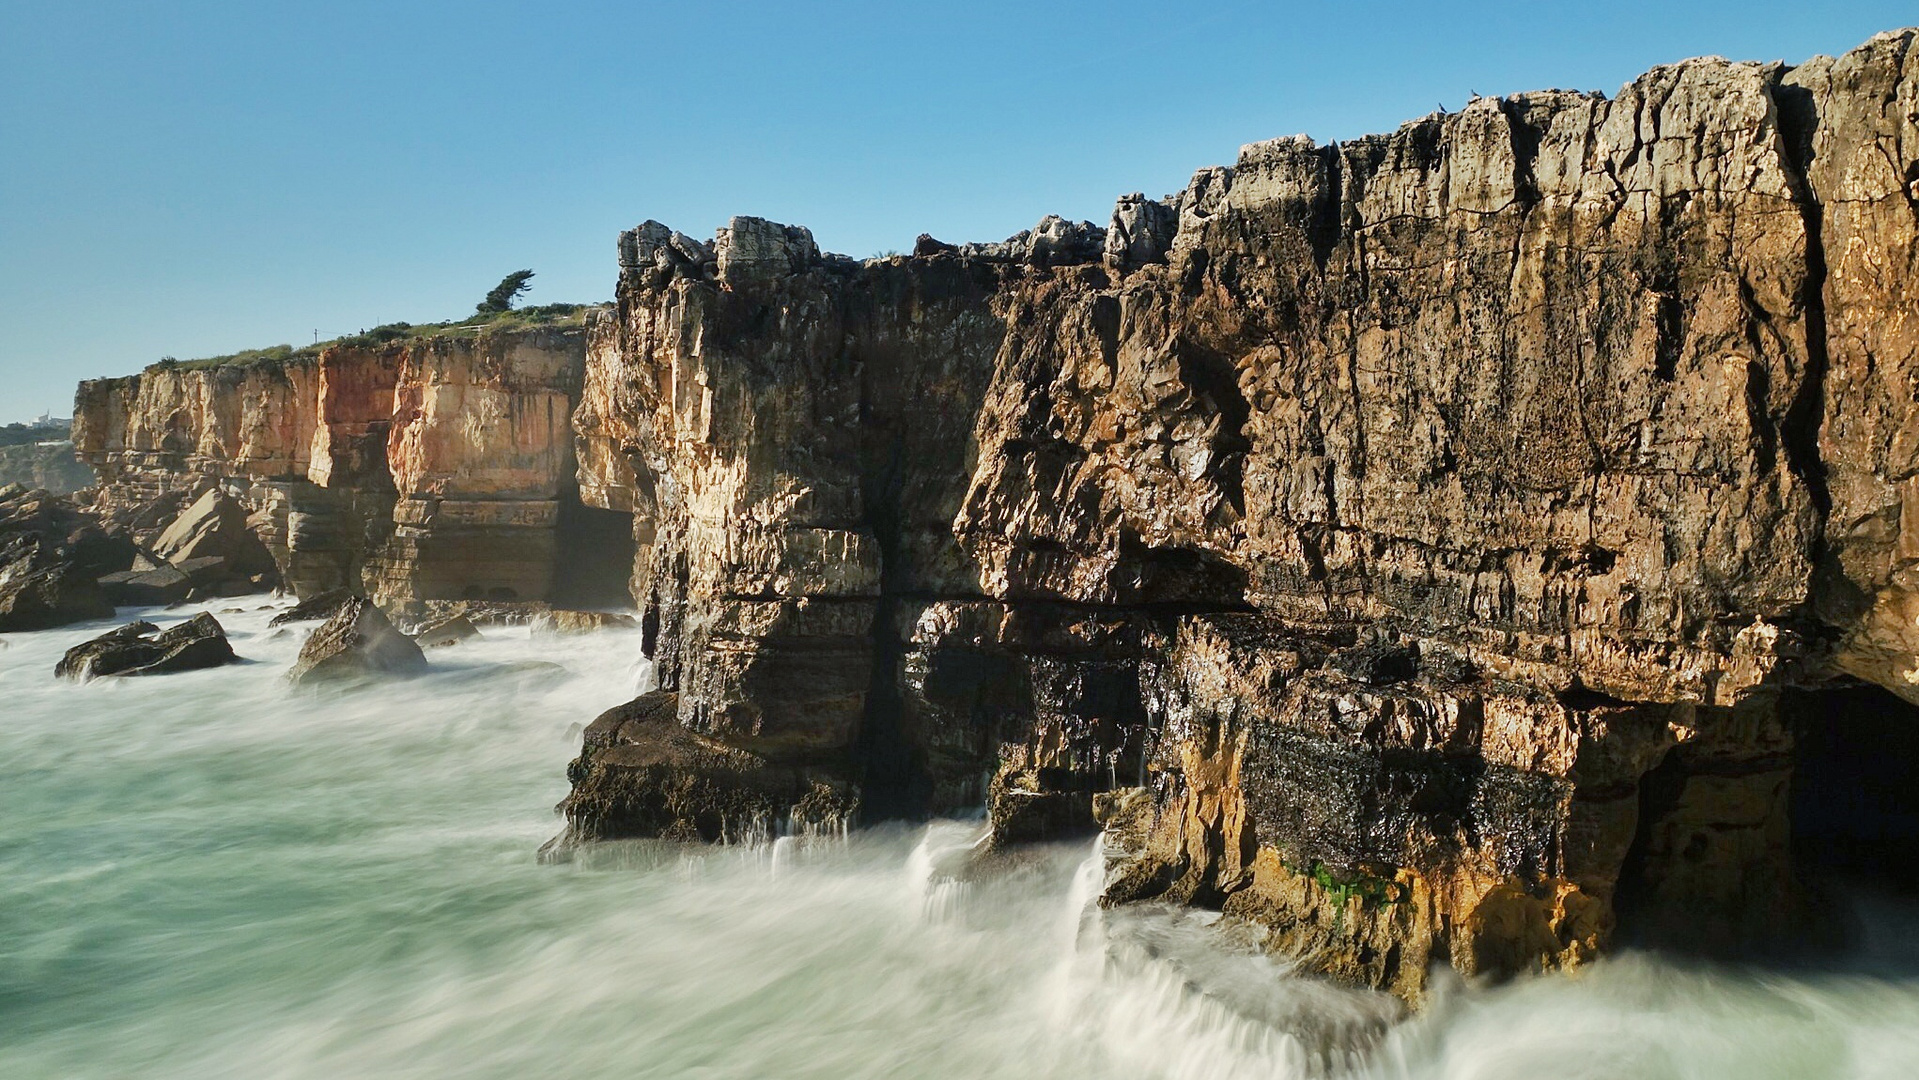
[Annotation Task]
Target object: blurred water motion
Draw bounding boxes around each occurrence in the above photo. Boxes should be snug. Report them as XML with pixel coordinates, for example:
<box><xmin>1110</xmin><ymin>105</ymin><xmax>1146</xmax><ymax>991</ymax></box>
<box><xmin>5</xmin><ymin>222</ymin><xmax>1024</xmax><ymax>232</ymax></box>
<box><xmin>2</xmin><ymin>605</ymin><xmax>1916</xmax><ymax>1078</ymax></box>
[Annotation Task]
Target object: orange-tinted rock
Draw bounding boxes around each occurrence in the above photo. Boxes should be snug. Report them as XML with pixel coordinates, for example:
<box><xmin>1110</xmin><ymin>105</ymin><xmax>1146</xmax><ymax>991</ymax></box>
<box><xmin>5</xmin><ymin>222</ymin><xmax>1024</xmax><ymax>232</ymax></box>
<box><xmin>74</xmin><ymin>322</ymin><xmax>600</xmax><ymax>605</ymax></box>
<box><xmin>371</xmin><ymin>327</ymin><xmax>587</xmax><ymax>608</ymax></box>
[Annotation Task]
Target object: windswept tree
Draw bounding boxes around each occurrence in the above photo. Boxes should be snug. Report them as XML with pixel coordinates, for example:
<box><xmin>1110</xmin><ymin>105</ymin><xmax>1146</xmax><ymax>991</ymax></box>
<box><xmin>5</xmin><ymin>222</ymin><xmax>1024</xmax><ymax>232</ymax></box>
<box><xmin>478</xmin><ymin>270</ymin><xmax>535</xmax><ymax>314</ymax></box>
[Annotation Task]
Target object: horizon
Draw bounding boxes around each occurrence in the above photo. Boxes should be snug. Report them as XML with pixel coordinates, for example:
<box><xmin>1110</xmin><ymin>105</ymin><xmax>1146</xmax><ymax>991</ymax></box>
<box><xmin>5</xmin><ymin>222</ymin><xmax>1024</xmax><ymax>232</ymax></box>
<box><xmin>2</xmin><ymin>1</ymin><xmax>1912</xmax><ymax>422</ymax></box>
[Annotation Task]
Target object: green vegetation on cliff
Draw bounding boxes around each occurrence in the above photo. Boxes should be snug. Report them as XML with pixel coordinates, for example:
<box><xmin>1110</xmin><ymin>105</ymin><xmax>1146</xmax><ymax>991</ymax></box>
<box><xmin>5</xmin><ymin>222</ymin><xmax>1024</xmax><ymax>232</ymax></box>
<box><xmin>478</xmin><ymin>270</ymin><xmax>536</xmax><ymax>314</ymax></box>
<box><xmin>149</xmin><ymin>303</ymin><xmax>594</xmax><ymax>374</ymax></box>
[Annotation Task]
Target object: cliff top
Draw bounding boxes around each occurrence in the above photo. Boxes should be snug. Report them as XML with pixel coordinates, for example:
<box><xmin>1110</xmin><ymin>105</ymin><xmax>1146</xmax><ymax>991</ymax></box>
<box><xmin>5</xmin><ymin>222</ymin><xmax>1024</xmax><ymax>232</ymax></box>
<box><xmin>149</xmin><ymin>303</ymin><xmax>599</xmax><ymax>376</ymax></box>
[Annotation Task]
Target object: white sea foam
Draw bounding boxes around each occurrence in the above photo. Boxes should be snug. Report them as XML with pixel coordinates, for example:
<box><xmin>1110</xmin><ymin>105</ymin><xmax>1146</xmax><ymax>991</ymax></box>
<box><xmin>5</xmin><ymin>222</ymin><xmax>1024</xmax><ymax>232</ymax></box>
<box><xmin>2</xmin><ymin>602</ymin><xmax>1917</xmax><ymax>1078</ymax></box>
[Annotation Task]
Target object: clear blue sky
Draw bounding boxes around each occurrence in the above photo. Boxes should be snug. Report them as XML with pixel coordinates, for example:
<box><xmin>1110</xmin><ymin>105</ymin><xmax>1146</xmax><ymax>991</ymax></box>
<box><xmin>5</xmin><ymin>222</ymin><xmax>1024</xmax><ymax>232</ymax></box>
<box><xmin>1</xmin><ymin>1</ymin><xmax>1909</xmax><ymax>422</ymax></box>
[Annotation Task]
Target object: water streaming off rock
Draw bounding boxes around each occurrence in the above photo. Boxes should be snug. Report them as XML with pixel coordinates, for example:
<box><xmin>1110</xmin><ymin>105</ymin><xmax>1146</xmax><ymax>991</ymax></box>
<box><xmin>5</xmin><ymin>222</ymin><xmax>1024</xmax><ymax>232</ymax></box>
<box><xmin>3</xmin><ymin>604</ymin><xmax>1917</xmax><ymax>1078</ymax></box>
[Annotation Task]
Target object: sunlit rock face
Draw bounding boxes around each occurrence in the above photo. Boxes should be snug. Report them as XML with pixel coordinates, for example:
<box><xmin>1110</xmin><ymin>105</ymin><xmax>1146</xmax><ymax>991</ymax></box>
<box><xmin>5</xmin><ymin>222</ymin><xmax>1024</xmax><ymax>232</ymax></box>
<box><xmin>1782</xmin><ymin>36</ymin><xmax>1919</xmax><ymax>696</ymax></box>
<box><xmin>566</xmin><ymin>30</ymin><xmax>1919</xmax><ymax>998</ymax></box>
<box><xmin>370</xmin><ymin>329</ymin><xmax>587</xmax><ymax>608</ymax></box>
<box><xmin>74</xmin><ymin>323</ymin><xmax>594</xmax><ymax>607</ymax></box>
<box><xmin>73</xmin><ymin>357</ymin><xmax>324</xmax><ymax>539</ymax></box>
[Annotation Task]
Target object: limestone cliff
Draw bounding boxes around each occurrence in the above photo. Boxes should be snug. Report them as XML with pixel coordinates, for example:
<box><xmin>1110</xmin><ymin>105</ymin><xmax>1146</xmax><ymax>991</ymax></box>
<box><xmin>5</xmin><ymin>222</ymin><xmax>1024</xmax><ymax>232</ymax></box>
<box><xmin>73</xmin><ymin>321</ymin><xmax>615</xmax><ymax>610</ymax></box>
<box><xmin>560</xmin><ymin>31</ymin><xmax>1919</xmax><ymax>997</ymax></box>
<box><xmin>0</xmin><ymin>441</ymin><xmax>94</xmax><ymax>495</ymax></box>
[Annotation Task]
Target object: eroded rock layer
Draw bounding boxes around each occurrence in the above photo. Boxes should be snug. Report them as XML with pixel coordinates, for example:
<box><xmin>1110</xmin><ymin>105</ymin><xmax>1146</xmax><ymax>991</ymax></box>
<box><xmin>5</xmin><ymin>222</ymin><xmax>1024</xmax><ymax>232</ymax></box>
<box><xmin>73</xmin><ymin>324</ymin><xmax>601</xmax><ymax>610</ymax></box>
<box><xmin>565</xmin><ymin>31</ymin><xmax>1919</xmax><ymax>996</ymax></box>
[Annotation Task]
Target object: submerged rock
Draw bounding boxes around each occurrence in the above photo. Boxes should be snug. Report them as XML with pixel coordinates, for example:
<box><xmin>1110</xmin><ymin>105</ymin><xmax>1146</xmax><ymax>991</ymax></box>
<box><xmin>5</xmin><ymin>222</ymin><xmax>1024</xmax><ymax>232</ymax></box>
<box><xmin>395</xmin><ymin>600</ymin><xmax>551</xmax><ymax>630</ymax></box>
<box><xmin>288</xmin><ymin>596</ymin><xmax>427</xmax><ymax>684</ymax></box>
<box><xmin>56</xmin><ymin>613</ymin><xmax>239</xmax><ymax>679</ymax></box>
<box><xmin>487</xmin><ymin>660</ymin><xmax>570</xmax><ymax>683</ymax></box>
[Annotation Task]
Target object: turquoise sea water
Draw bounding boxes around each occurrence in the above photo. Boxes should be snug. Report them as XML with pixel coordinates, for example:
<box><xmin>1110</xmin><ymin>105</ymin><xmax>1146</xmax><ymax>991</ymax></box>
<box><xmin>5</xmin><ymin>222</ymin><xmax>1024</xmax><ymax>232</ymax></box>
<box><xmin>3</xmin><ymin>602</ymin><xmax>1918</xmax><ymax>1079</ymax></box>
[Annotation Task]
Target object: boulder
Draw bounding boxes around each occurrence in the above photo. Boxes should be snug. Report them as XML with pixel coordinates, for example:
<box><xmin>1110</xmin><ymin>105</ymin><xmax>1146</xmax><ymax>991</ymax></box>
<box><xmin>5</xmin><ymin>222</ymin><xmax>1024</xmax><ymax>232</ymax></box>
<box><xmin>668</xmin><ymin>229</ymin><xmax>716</xmax><ymax>269</ymax></box>
<box><xmin>97</xmin><ymin>565</ymin><xmax>192</xmax><ymax>607</ymax></box>
<box><xmin>532</xmin><ymin>610</ymin><xmax>639</xmax><ymax>635</ymax></box>
<box><xmin>140</xmin><ymin>613</ymin><xmax>242</xmax><ymax>674</ymax></box>
<box><xmin>1025</xmin><ymin>214</ymin><xmax>1106</xmax><ymax>268</ymax></box>
<box><xmin>1</xmin><ymin>563</ymin><xmax>113</xmax><ymax>630</ymax></box>
<box><xmin>54</xmin><ymin>620</ymin><xmax>158</xmax><ymax>678</ymax></box>
<box><xmin>618</xmin><ymin>220</ymin><xmax>673</xmax><ymax>270</ymax></box>
<box><xmin>56</xmin><ymin>613</ymin><xmax>238</xmax><ymax>679</ymax></box>
<box><xmin>413</xmin><ymin>614</ymin><xmax>480</xmax><ymax>648</ymax></box>
<box><xmin>912</xmin><ymin>233</ymin><xmax>959</xmax><ymax>257</ymax></box>
<box><xmin>288</xmin><ymin>596</ymin><xmax>427</xmax><ymax>684</ymax></box>
<box><xmin>0</xmin><ymin>485</ymin><xmax>133</xmax><ymax>631</ymax></box>
<box><xmin>549</xmin><ymin>691</ymin><xmax>858</xmax><ymax>848</ymax></box>
<box><xmin>1104</xmin><ymin>192</ymin><xmax>1177</xmax><ymax>270</ymax></box>
<box><xmin>174</xmin><ymin>554</ymin><xmax>235</xmax><ymax>585</ymax></box>
<box><xmin>149</xmin><ymin>489</ymin><xmax>275</xmax><ymax>575</ymax></box>
<box><xmin>714</xmin><ymin>216</ymin><xmax>820</xmax><ymax>284</ymax></box>
<box><xmin>267</xmin><ymin>587</ymin><xmax>354</xmax><ymax>627</ymax></box>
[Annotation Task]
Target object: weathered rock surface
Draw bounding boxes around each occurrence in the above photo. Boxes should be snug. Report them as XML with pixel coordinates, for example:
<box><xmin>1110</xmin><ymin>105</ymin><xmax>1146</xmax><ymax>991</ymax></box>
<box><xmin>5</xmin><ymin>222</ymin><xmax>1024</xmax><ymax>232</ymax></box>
<box><xmin>56</xmin><ymin>612</ymin><xmax>239</xmax><ymax>679</ymax></box>
<box><xmin>556</xmin><ymin>29</ymin><xmax>1919</xmax><ymax>997</ymax></box>
<box><xmin>552</xmin><ymin>690</ymin><xmax>857</xmax><ymax>847</ymax></box>
<box><xmin>287</xmin><ymin>595</ymin><xmax>427</xmax><ymax>684</ymax></box>
<box><xmin>0</xmin><ymin>486</ymin><xmax>132</xmax><ymax>630</ymax></box>
<box><xmin>412</xmin><ymin>613</ymin><xmax>480</xmax><ymax>647</ymax></box>
<box><xmin>369</xmin><ymin>327</ymin><xmax>599</xmax><ymax>611</ymax></box>
<box><xmin>97</xmin><ymin>564</ymin><xmax>192</xmax><ymax>606</ymax></box>
<box><xmin>73</xmin><ymin>321</ymin><xmax>622</xmax><ymax>612</ymax></box>
<box><xmin>0</xmin><ymin>563</ymin><xmax>114</xmax><ymax>631</ymax></box>
<box><xmin>267</xmin><ymin>586</ymin><xmax>353</xmax><ymax>626</ymax></box>
<box><xmin>149</xmin><ymin>489</ymin><xmax>276</xmax><ymax>575</ymax></box>
<box><xmin>532</xmin><ymin>609</ymin><xmax>638</xmax><ymax>635</ymax></box>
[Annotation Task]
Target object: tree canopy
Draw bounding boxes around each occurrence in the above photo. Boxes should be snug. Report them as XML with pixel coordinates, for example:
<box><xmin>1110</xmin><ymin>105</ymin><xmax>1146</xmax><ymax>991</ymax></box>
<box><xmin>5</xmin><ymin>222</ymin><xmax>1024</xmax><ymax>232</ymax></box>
<box><xmin>478</xmin><ymin>270</ymin><xmax>535</xmax><ymax>313</ymax></box>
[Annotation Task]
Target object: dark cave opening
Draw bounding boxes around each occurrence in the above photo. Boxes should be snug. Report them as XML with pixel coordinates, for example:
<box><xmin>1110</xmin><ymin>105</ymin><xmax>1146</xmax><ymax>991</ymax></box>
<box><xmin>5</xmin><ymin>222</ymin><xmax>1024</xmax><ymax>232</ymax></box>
<box><xmin>1611</xmin><ymin>748</ymin><xmax>1704</xmax><ymax>951</ymax></box>
<box><xmin>554</xmin><ymin>493</ymin><xmax>638</xmax><ymax>610</ymax></box>
<box><xmin>1613</xmin><ymin>685</ymin><xmax>1919</xmax><ymax>956</ymax></box>
<box><xmin>1785</xmin><ymin>684</ymin><xmax>1919</xmax><ymax>896</ymax></box>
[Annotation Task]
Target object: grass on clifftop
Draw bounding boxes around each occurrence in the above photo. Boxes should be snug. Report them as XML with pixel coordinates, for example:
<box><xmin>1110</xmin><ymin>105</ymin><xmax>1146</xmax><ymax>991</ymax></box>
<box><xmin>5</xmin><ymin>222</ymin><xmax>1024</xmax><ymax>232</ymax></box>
<box><xmin>150</xmin><ymin>304</ymin><xmax>594</xmax><ymax>374</ymax></box>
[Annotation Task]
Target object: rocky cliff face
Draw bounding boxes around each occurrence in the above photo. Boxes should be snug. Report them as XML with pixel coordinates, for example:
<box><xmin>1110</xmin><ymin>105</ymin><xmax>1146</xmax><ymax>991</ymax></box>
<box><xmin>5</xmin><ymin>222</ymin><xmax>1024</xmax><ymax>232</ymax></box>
<box><xmin>561</xmin><ymin>30</ymin><xmax>1919</xmax><ymax>997</ymax></box>
<box><xmin>0</xmin><ymin>441</ymin><xmax>94</xmax><ymax>495</ymax></box>
<box><xmin>73</xmin><ymin>323</ymin><xmax>608</xmax><ymax>610</ymax></box>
